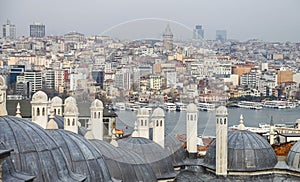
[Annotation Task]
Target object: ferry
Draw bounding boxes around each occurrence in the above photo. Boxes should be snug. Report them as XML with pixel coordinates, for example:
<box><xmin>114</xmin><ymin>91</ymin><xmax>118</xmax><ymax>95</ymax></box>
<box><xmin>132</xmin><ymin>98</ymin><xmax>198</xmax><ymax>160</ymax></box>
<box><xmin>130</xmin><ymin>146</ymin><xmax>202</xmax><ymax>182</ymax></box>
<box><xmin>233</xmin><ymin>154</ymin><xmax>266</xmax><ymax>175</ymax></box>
<box><xmin>175</xmin><ymin>102</ymin><xmax>187</xmax><ymax>112</ymax></box>
<box><xmin>237</xmin><ymin>101</ymin><xmax>263</xmax><ymax>110</ymax></box>
<box><xmin>164</xmin><ymin>102</ymin><xmax>176</xmax><ymax>112</ymax></box>
<box><xmin>114</xmin><ymin>102</ymin><xmax>126</xmax><ymax>111</ymax></box>
<box><xmin>263</xmin><ymin>101</ymin><xmax>296</xmax><ymax>109</ymax></box>
<box><xmin>198</xmin><ymin>103</ymin><xmax>215</xmax><ymax>111</ymax></box>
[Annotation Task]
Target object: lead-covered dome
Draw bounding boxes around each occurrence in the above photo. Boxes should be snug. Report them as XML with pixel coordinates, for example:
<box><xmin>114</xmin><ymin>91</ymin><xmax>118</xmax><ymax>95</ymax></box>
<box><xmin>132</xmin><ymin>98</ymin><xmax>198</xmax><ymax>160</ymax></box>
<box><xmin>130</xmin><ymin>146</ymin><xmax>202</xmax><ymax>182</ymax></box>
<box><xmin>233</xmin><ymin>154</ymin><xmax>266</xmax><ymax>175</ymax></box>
<box><xmin>90</xmin><ymin>139</ymin><xmax>156</xmax><ymax>182</ymax></box>
<box><xmin>31</xmin><ymin>91</ymin><xmax>48</xmax><ymax>103</ymax></box>
<box><xmin>118</xmin><ymin>137</ymin><xmax>178</xmax><ymax>179</ymax></box>
<box><xmin>203</xmin><ymin>130</ymin><xmax>277</xmax><ymax>172</ymax></box>
<box><xmin>46</xmin><ymin>129</ymin><xmax>112</xmax><ymax>182</ymax></box>
<box><xmin>0</xmin><ymin>116</ymin><xmax>85</xmax><ymax>181</ymax></box>
<box><xmin>164</xmin><ymin>135</ymin><xmax>186</xmax><ymax>167</ymax></box>
<box><xmin>286</xmin><ymin>141</ymin><xmax>300</xmax><ymax>171</ymax></box>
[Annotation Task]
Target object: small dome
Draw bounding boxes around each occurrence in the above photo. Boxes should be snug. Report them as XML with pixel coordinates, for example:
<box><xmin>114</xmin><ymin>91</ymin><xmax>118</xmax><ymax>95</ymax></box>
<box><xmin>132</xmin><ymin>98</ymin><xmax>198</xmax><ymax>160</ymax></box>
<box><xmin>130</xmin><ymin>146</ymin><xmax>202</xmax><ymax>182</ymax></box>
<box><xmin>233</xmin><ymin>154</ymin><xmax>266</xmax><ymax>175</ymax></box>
<box><xmin>0</xmin><ymin>76</ymin><xmax>7</xmax><ymax>88</ymax></box>
<box><xmin>90</xmin><ymin>99</ymin><xmax>103</xmax><ymax>109</ymax></box>
<box><xmin>286</xmin><ymin>141</ymin><xmax>300</xmax><ymax>171</ymax></box>
<box><xmin>31</xmin><ymin>91</ymin><xmax>48</xmax><ymax>103</ymax></box>
<box><xmin>0</xmin><ymin>116</ymin><xmax>86</xmax><ymax>181</ymax></box>
<box><xmin>164</xmin><ymin>135</ymin><xmax>186</xmax><ymax>167</ymax></box>
<box><xmin>51</xmin><ymin>96</ymin><xmax>63</xmax><ymax>106</ymax></box>
<box><xmin>186</xmin><ymin>103</ymin><xmax>197</xmax><ymax>113</ymax></box>
<box><xmin>137</xmin><ymin>108</ymin><xmax>149</xmax><ymax>116</ymax></box>
<box><xmin>90</xmin><ymin>139</ymin><xmax>156</xmax><ymax>182</ymax></box>
<box><xmin>64</xmin><ymin>104</ymin><xmax>78</xmax><ymax>115</ymax></box>
<box><xmin>152</xmin><ymin>107</ymin><xmax>165</xmax><ymax>117</ymax></box>
<box><xmin>216</xmin><ymin>105</ymin><xmax>228</xmax><ymax>116</ymax></box>
<box><xmin>118</xmin><ymin>137</ymin><xmax>178</xmax><ymax>179</ymax></box>
<box><xmin>46</xmin><ymin>130</ymin><xmax>112</xmax><ymax>182</ymax></box>
<box><xmin>203</xmin><ymin>130</ymin><xmax>277</xmax><ymax>171</ymax></box>
<box><xmin>65</xmin><ymin>96</ymin><xmax>77</xmax><ymax>105</ymax></box>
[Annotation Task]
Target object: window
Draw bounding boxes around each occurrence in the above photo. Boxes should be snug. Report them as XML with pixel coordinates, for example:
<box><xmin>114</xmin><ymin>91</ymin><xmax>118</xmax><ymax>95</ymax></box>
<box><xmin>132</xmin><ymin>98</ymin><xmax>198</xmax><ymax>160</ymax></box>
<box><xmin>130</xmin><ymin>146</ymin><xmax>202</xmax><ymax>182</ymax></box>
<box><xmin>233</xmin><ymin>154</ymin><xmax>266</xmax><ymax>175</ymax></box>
<box><xmin>141</xmin><ymin>120</ymin><xmax>143</xmax><ymax>126</ymax></box>
<box><xmin>224</xmin><ymin>118</ymin><xmax>227</xmax><ymax>124</ymax></box>
<box><xmin>160</xmin><ymin>120</ymin><xmax>162</xmax><ymax>126</ymax></box>
<box><xmin>156</xmin><ymin>120</ymin><xmax>159</xmax><ymax>126</ymax></box>
<box><xmin>37</xmin><ymin>108</ymin><xmax>40</xmax><ymax>116</ymax></box>
<box><xmin>58</xmin><ymin>109</ymin><xmax>60</xmax><ymax>115</ymax></box>
<box><xmin>98</xmin><ymin>112</ymin><xmax>101</xmax><ymax>118</ymax></box>
<box><xmin>67</xmin><ymin>119</ymin><xmax>70</xmax><ymax>126</ymax></box>
<box><xmin>42</xmin><ymin>108</ymin><xmax>45</xmax><ymax>116</ymax></box>
<box><xmin>72</xmin><ymin>119</ymin><xmax>75</xmax><ymax>126</ymax></box>
<box><xmin>217</xmin><ymin>118</ymin><xmax>219</xmax><ymax>124</ymax></box>
<box><xmin>94</xmin><ymin>112</ymin><xmax>96</xmax><ymax>119</ymax></box>
<box><xmin>54</xmin><ymin>109</ymin><xmax>56</xmax><ymax>115</ymax></box>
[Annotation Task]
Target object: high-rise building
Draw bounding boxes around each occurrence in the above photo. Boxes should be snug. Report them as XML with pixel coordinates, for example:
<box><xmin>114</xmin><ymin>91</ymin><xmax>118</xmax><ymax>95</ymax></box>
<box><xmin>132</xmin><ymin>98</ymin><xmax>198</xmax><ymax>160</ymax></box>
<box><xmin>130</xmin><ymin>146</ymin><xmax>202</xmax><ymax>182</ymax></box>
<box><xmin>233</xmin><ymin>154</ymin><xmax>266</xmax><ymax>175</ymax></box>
<box><xmin>193</xmin><ymin>25</ymin><xmax>204</xmax><ymax>39</ymax></box>
<box><xmin>2</xmin><ymin>20</ymin><xmax>16</xmax><ymax>39</ymax></box>
<box><xmin>216</xmin><ymin>30</ymin><xmax>227</xmax><ymax>42</ymax></box>
<box><xmin>30</xmin><ymin>23</ymin><xmax>45</xmax><ymax>38</ymax></box>
<box><xmin>162</xmin><ymin>24</ymin><xmax>173</xmax><ymax>51</ymax></box>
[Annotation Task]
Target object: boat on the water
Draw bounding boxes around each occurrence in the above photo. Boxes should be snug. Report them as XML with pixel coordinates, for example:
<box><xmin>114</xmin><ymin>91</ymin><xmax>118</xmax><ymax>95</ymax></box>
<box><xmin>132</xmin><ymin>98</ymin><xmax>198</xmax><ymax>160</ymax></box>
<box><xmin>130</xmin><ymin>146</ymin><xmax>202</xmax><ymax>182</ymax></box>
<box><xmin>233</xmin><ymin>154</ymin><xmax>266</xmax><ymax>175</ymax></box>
<box><xmin>263</xmin><ymin>101</ymin><xmax>297</xmax><ymax>109</ymax></box>
<box><xmin>164</xmin><ymin>102</ymin><xmax>176</xmax><ymax>112</ymax></box>
<box><xmin>175</xmin><ymin>102</ymin><xmax>187</xmax><ymax>112</ymax></box>
<box><xmin>198</xmin><ymin>103</ymin><xmax>215</xmax><ymax>111</ymax></box>
<box><xmin>237</xmin><ymin>101</ymin><xmax>263</xmax><ymax>110</ymax></box>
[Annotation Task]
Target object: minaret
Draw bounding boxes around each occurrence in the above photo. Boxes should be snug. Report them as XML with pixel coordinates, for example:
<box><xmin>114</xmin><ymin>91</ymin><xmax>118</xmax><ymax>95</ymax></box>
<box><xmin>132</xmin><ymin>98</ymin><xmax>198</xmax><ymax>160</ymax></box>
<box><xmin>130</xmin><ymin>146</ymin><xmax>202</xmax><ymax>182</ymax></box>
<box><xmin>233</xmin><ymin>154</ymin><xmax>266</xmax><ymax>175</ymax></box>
<box><xmin>0</xmin><ymin>76</ymin><xmax>7</xmax><ymax>109</ymax></box>
<box><xmin>216</xmin><ymin>106</ymin><xmax>228</xmax><ymax>176</ymax></box>
<box><xmin>31</xmin><ymin>91</ymin><xmax>49</xmax><ymax>129</ymax></box>
<box><xmin>269</xmin><ymin>116</ymin><xmax>275</xmax><ymax>145</ymax></box>
<box><xmin>15</xmin><ymin>102</ymin><xmax>22</xmax><ymax>118</ymax></box>
<box><xmin>163</xmin><ymin>24</ymin><xmax>173</xmax><ymax>51</ymax></box>
<box><xmin>51</xmin><ymin>96</ymin><xmax>63</xmax><ymax>116</ymax></box>
<box><xmin>152</xmin><ymin>107</ymin><xmax>165</xmax><ymax>148</ymax></box>
<box><xmin>137</xmin><ymin>108</ymin><xmax>150</xmax><ymax>139</ymax></box>
<box><xmin>131</xmin><ymin>121</ymin><xmax>139</xmax><ymax>137</ymax></box>
<box><xmin>64</xmin><ymin>96</ymin><xmax>79</xmax><ymax>134</ymax></box>
<box><xmin>90</xmin><ymin>99</ymin><xmax>104</xmax><ymax>140</ymax></box>
<box><xmin>186</xmin><ymin>103</ymin><xmax>198</xmax><ymax>159</ymax></box>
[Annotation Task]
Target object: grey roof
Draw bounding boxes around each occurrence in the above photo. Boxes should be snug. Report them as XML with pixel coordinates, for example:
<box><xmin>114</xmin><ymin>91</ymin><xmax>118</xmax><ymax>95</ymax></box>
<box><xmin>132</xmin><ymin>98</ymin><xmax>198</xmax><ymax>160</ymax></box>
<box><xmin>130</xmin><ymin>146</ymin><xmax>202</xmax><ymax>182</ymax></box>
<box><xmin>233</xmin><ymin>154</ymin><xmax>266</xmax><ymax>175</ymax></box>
<box><xmin>90</xmin><ymin>139</ymin><xmax>157</xmax><ymax>182</ymax></box>
<box><xmin>164</xmin><ymin>135</ymin><xmax>186</xmax><ymax>167</ymax></box>
<box><xmin>118</xmin><ymin>137</ymin><xmax>178</xmax><ymax>179</ymax></box>
<box><xmin>0</xmin><ymin>116</ymin><xmax>86</xmax><ymax>182</ymax></box>
<box><xmin>203</xmin><ymin>130</ymin><xmax>277</xmax><ymax>172</ymax></box>
<box><xmin>286</xmin><ymin>140</ymin><xmax>300</xmax><ymax>171</ymax></box>
<box><xmin>2</xmin><ymin>157</ymin><xmax>35</xmax><ymax>182</ymax></box>
<box><xmin>46</xmin><ymin>129</ymin><xmax>112</xmax><ymax>182</ymax></box>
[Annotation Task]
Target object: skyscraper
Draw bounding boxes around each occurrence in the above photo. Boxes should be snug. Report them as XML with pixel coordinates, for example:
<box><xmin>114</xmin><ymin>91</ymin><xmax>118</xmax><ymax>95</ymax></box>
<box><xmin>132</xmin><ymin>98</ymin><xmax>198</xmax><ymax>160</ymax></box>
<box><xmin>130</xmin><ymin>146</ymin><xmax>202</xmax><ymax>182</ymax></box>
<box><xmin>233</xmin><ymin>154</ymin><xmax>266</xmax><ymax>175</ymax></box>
<box><xmin>162</xmin><ymin>24</ymin><xmax>173</xmax><ymax>51</ymax></box>
<box><xmin>216</xmin><ymin>30</ymin><xmax>227</xmax><ymax>42</ymax></box>
<box><xmin>30</xmin><ymin>23</ymin><xmax>45</xmax><ymax>38</ymax></box>
<box><xmin>2</xmin><ymin>20</ymin><xmax>16</xmax><ymax>39</ymax></box>
<box><xmin>193</xmin><ymin>25</ymin><xmax>204</xmax><ymax>39</ymax></box>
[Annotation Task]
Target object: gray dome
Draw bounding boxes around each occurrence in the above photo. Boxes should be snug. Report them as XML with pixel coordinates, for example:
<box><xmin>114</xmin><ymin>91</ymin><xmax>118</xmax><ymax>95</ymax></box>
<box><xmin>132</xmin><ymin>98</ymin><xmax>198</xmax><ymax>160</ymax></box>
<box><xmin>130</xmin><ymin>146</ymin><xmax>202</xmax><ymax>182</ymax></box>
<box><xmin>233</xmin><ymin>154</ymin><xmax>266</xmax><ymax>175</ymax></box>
<box><xmin>0</xmin><ymin>116</ymin><xmax>86</xmax><ymax>181</ymax></box>
<box><xmin>118</xmin><ymin>137</ymin><xmax>178</xmax><ymax>179</ymax></box>
<box><xmin>90</xmin><ymin>139</ymin><xmax>157</xmax><ymax>182</ymax></box>
<box><xmin>165</xmin><ymin>135</ymin><xmax>186</xmax><ymax>167</ymax></box>
<box><xmin>46</xmin><ymin>129</ymin><xmax>112</xmax><ymax>182</ymax></box>
<box><xmin>286</xmin><ymin>141</ymin><xmax>300</xmax><ymax>171</ymax></box>
<box><xmin>186</xmin><ymin>103</ymin><xmax>197</xmax><ymax>113</ymax></box>
<box><xmin>152</xmin><ymin>107</ymin><xmax>165</xmax><ymax>117</ymax></box>
<box><xmin>203</xmin><ymin>130</ymin><xmax>277</xmax><ymax>172</ymax></box>
<box><xmin>31</xmin><ymin>91</ymin><xmax>48</xmax><ymax>103</ymax></box>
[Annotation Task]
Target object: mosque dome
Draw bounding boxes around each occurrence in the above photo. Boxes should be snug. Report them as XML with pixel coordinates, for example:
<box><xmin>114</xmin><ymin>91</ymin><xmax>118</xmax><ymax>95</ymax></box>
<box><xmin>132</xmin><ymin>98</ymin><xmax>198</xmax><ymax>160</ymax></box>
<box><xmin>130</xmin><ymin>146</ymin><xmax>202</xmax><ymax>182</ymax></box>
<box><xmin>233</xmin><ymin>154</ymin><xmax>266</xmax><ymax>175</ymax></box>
<box><xmin>0</xmin><ymin>116</ymin><xmax>86</xmax><ymax>181</ymax></box>
<box><xmin>90</xmin><ymin>99</ymin><xmax>103</xmax><ymax>109</ymax></box>
<box><xmin>137</xmin><ymin>108</ymin><xmax>150</xmax><ymax>116</ymax></box>
<box><xmin>203</xmin><ymin>130</ymin><xmax>277</xmax><ymax>172</ymax></box>
<box><xmin>90</xmin><ymin>139</ymin><xmax>157</xmax><ymax>182</ymax></box>
<box><xmin>152</xmin><ymin>107</ymin><xmax>165</xmax><ymax>117</ymax></box>
<box><xmin>64</xmin><ymin>104</ymin><xmax>78</xmax><ymax>115</ymax></box>
<box><xmin>186</xmin><ymin>103</ymin><xmax>197</xmax><ymax>113</ymax></box>
<box><xmin>64</xmin><ymin>96</ymin><xmax>77</xmax><ymax>105</ymax></box>
<box><xmin>46</xmin><ymin>129</ymin><xmax>112</xmax><ymax>182</ymax></box>
<box><xmin>164</xmin><ymin>135</ymin><xmax>186</xmax><ymax>167</ymax></box>
<box><xmin>118</xmin><ymin>137</ymin><xmax>178</xmax><ymax>179</ymax></box>
<box><xmin>51</xmin><ymin>96</ymin><xmax>63</xmax><ymax>106</ymax></box>
<box><xmin>286</xmin><ymin>141</ymin><xmax>300</xmax><ymax>171</ymax></box>
<box><xmin>31</xmin><ymin>91</ymin><xmax>48</xmax><ymax>103</ymax></box>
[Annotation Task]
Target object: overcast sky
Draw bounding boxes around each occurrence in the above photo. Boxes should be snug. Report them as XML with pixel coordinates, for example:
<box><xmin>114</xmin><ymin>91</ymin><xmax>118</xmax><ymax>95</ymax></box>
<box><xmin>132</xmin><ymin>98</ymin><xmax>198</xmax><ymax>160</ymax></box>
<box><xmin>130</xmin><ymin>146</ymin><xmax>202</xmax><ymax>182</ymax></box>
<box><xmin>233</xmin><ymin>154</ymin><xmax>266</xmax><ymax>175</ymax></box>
<box><xmin>0</xmin><ymin>0</ymin><xmax>299</xmax><ymax>42</ymax></box>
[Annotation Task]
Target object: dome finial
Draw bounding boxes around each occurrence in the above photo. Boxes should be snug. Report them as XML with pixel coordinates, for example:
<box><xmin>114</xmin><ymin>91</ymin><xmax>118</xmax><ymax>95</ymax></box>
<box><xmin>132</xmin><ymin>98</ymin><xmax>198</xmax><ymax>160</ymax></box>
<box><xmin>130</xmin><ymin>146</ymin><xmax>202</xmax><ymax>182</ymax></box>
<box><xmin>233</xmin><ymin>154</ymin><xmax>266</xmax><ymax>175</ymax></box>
<box><xmin>46</xmin><ymin>106</ymin><xmax>58</xmax><ymax>130</ymax></box>
<box><xmin>131</xmin><ymin>121</ymin><xmax>139</xmax><ymax>137</ymax></box>
<box><xmin>84</xmin><ymin>120</ymin><xmax>95</xmax><ymax>140</ymax></box>
<box><xmin>15</xmin><ymin>102</ymin><xmax>22</xmax><ymax>118</ymax></box>
<box><xmin>237</xmin><ymin>114</ymin><xmax>246</xmax><ymax>130</ymax></box>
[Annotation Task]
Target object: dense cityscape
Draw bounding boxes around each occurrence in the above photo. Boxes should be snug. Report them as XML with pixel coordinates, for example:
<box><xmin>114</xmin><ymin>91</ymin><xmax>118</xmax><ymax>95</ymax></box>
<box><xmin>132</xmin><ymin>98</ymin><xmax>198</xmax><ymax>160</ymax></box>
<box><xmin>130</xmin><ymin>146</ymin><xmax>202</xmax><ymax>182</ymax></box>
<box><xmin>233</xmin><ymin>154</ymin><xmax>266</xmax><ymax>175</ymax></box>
<box><xmin>1</xmin><ymin>1</ymin><xmax>300</xmax><ymax>181</ymax></box>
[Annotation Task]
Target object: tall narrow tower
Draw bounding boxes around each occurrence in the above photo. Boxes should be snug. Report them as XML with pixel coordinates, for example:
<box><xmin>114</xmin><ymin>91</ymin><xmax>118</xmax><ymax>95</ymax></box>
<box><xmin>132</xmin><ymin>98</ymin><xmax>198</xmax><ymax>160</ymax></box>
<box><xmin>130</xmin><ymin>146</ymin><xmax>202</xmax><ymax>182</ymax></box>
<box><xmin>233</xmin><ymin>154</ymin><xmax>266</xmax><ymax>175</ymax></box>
<box><xmin>90</xmin><ymin>99</ymin><xmax>104</xmax><ymax>140</ymax></box>
<box><xmin>186</xmin><ymin>103</ymin><xmax>198</xmax><ymax>159</ymax></box>
<box><xmin>137</xmin><ymin>108</ymin><xmax>150</xmax><ymax>139</ymax></box>
<box><xmin>51</xmin><ymin>96</ymin><xmax>63</xmax><ymax>116</ymax></box>
<box><xmin>64</xmin><ymin>96</ymin><xmax>79</xmax><ymax>134</ymax></box>
<box><xmin>0</xmin><ymin>76</ymin><xmax>7</xmax><ymax>110</ymax></box>
<box><xmin>152</xmin><ymin>107</ymin><xmax>165</xmax><ymax>148</ymax></box>
<box><xmin>163</xmin><ymin>24</ymin><xmax>173</xmax><ymax>51</ymax></box>
<box><xmin>31</xmin><ymin>91</ymin><xmax>49</xmax><ymax>129</ymax></box>
<box><xmin>216</xmin><ymin>106</ymin><xmax>228</xmax><ymax>176</ymax></box>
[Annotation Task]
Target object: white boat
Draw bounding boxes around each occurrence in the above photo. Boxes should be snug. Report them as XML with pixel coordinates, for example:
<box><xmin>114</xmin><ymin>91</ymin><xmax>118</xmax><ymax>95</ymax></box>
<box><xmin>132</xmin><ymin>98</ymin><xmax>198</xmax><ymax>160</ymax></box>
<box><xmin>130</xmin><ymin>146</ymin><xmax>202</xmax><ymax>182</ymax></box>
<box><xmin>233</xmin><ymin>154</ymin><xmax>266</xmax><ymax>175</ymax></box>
<box><xmin>175</xmin><ymin>102</ymin><xmax>187</xmax><ymax>112</ymax></box>
<box><xmin>198</xmin><ymin>103</ymin><xmax>215</xmax><ymax>111</ymax></box>
<box><xmin>164</xmin><ymin>103</ymin><xmax>176</xmax><ymax>112</ymax></box>
<box><xmin>114</xmin><ymin>102</ymin><xmax>126</xmax><ymax>111</ymax></box>
<box><xmin>263</xmin><ymin>101</ymin><xmax>295</xmax><ymax>109</ymax></box>
<box><xmin>237</xmin><ymin>101</ymin><xmax>262</xmax><ymax>110</ymax></box>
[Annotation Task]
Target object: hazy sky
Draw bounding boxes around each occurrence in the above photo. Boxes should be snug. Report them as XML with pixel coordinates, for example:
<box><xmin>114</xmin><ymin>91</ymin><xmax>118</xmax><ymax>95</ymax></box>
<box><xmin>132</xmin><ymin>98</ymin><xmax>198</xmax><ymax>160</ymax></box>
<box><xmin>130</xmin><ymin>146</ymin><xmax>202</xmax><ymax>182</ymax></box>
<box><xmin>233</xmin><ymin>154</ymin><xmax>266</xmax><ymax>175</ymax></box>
<box><xmin>0</xmin><ymin>0</ymin><xmax>299</xmax><ymax>42</ymax></box>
